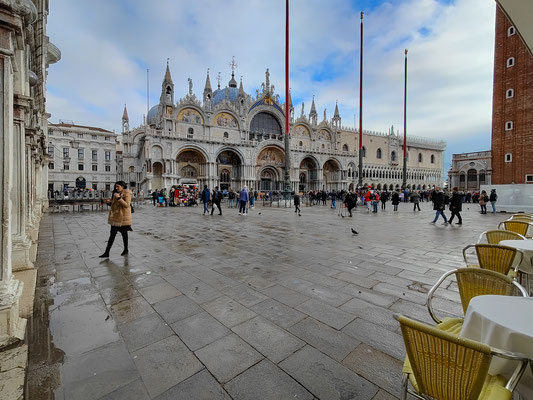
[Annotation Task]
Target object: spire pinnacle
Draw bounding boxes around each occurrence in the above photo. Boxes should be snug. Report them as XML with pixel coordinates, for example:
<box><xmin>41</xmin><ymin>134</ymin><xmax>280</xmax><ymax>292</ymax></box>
<box><xmin>122</xmin><ymin>104</ymin><xmax>129</xmax><ymax>121</ymax></box>
<box><xmin>334</xmin><ymin>101</ymin><xmax>340</xmax><ymax>117</ymax></box>
<box><xmin>164</xmin><ymin>59</ymin><xmax>173</xmax><ymax>84</ymax></box>
<box><xmin>204</xmin><ymin>68</ymin><xmax>212</xmax><ymax>92</ymax></box>
<box><xmin>288</xmin><ymin>88</ymin><xmax>293</xmax><ymax>108</ymax></box>
<box><xmin>310</xmin><ymin>95</ymin><xmax>317</xmax><ymax>115</ymax></box>
<box><xmin>239</xmin><ymin>76</ymin><xmax>244</xmax><ymax>95</ymax></box>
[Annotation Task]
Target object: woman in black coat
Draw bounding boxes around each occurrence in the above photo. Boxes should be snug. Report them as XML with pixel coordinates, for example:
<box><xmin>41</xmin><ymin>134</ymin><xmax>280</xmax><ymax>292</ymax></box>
<box><xmin>448</xmin><ymin>187</ymin><xmax>463</xmax><ymax>224</ymax></box>
<box><xmin>391</xmin><ymin>191</ymin><xmax>400</xmax><ymax>211</ymax></box>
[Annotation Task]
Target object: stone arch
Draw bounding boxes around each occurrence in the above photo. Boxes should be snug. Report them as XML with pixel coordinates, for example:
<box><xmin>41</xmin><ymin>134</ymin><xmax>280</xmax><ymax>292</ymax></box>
<box><xmin>342</xmin><ymin>144</ymin><xmax>349</xmax><ymax>152</ymax></box>
<box><xmin>176</xmin><ymin>147</ymin><xmax>208</xmax><ymax>186</ymax></box>
<box><xmin>152</xmin><ymin>162</ymin><xmax>164</xmax><ymax>189</ymax></box>
<box><xmin>173</xmin><ymin>144</ymin><xmax>210</xmax><ymax>163</ymax></box>
<box><xmin>323</xmin><ymin>158</ymin><xmax>341</xmax><ymax>190</ymax></box>
<box><xmin>377</xmin><ymin>183</ymin><xmax>382</xmax><ymax>190</ymax></box>
<box><xmin>258</xmin><ymin>166</ymin><xmax>280</xmax><ymax>192</ymax></box>
<box><xmin>216</xmin><ymin>148</ymin><xmax>244</xmax><ymax>190</ymax></box>
<box><xmin>247</xmin><ymin>106</ymin><xmax>285</xmax><ymax>135</ymax></box>
<box><xmin>376</xmin><ymin>148</ymin><xmax>382</xmax><ymax>159</ymax></box>
<box><xmin>299</xmin><ymin>156</ymin><xmax>320</xmax><ymax>192</ymax></box>
<box><xmin>389</xmin><ymin>184</ymin><xmax>394</xmax><ymax>190</ymax></box>
<box><xmin>467</xmin><ymin>168</ymin><xmax>477</xmax><ymax>189</ymax></box>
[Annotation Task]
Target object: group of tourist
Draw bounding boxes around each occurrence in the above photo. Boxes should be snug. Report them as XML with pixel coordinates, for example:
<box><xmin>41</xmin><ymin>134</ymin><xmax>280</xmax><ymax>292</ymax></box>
<box><xmin>430</xmin><ymin>187</ymin><xmax>498</xmax><ymax>225</ymax></box>
<box><xmin>201</xmin><ymin>185</ymin><xmax>257</xmax><ymax>216</ymax></box>
<box><xmin>150</xmin><ymin>186</ymin><xmax>199</xmax><ymax>207</ymax></box>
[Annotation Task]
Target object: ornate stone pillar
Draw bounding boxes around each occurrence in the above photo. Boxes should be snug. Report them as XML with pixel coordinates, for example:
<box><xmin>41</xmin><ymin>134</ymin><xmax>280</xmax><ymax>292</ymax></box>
<box><xmin>11</xmin><ymin>98</ymin><xmax>32</xmax><ymax>271</ymax></box>
<box><xmin>0</xmin><ymin>55</ymin><xmax>26</xmax><ymax>347</ymax></box>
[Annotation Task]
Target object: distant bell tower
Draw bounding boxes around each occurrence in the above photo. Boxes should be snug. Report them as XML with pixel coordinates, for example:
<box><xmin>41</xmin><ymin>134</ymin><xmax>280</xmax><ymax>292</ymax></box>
<box><xmin>160</xmin><ymin>58</ymin><xmax>174</xmax><ymax>106</ymax></box>
<box><xmin>122</xmin><ymin>104</ymin><xmax>129</xmax><ymax>132</ymax></box>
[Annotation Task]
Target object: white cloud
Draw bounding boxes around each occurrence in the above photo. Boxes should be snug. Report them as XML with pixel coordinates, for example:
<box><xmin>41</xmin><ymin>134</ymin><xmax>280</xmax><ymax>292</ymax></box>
<box><xmin>46</xmin><ymin>0</ymin><xmax>495</xmax><ymax>155</ymax></box>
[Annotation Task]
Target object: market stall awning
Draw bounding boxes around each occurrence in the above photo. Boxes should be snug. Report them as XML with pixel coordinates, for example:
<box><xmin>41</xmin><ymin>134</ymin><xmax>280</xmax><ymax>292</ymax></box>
<box><xmin>496</xmin><ymin>0</ymin><xmax>533</xmax><ymax>55</ymax></box>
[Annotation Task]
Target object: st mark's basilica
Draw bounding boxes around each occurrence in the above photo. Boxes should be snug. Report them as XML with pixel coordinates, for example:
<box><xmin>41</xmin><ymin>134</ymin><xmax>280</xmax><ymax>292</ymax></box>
<box><xmin>117</xmin><ymin>62</ymin><xmax>446</xmax><ymax>193</ymax></box>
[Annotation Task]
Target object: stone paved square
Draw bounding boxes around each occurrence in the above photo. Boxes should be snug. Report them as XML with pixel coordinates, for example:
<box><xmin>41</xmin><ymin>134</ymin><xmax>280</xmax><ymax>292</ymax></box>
<box><xmin>26</xmin><ymin>203</ymin><xmax>513</xmax><ymax>399</ymax></box>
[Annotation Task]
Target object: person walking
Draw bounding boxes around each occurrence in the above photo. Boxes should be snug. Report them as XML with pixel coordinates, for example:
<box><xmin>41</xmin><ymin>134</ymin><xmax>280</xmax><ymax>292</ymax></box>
<box><xmin>294</xmin><ymin>192</ymin><xmax>301</xmax><ymax>214</ymax></box>
<box><xmin>489</xmin><ymin>189</ymin><xmax>498</xmax><ymax>213</ymax></box>
<box><xmin>211</xmin><ymin>186</ymin><xmax>222</xmax><ymax>215</ymax></box>
<box><xmin>344</xmin><ymin>192</ymin><xmax>356</xmax><ymax>217</ymax></box>
<box><xmin>201</xmin><ymin>185</ymin><xmax>210</xmax><ymax>215</ymax></box>
<box><xmin>430</xmin><ymin>187</ymin><xmax>448</xmax><ymax>225</ymax></box>
<box><xmin>228</xmin><ymin>189</ymin><xmax>235</xmax><ymax>208</ymax></box>
<box><xmin>479</xmin><ymin>190</ymin><xmax>489</xmax><ymax>214</ymax></box>
<box><xmin>448</xmin><ymin>187</ymin><xmax>463</xmax><ymax>225</ymax></box>
<box><xmin>330</xmin><ymin>190</ymin><xmax>337</xmax><ymax>209</ymax></box>
<box><xmin>151</xmin><ymin>190</ymin><xmax>157</xmax><ymax>206</ymax></box>
<box><xmin>239</xmin><ymin>185</ymin><xmax>249</xmax><ymax>215</ymax></box>
<box><xmin>391</xmin><ymin>190</ymin><xmax>400</xmax><ymax>211</ymax></box>
<box><xmin>100</xmin><ymin>181</ymin><xmax>132</xmax><ymax>257</ymax></box>
<box><xmin>410</xmin><ymin>191</ymin><xmax>421</xmax><ymax>211</ymax></box>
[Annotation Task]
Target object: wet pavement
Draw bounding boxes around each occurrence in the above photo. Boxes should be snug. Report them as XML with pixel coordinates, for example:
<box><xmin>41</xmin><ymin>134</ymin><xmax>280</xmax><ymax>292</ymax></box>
<box><xmin>25</xmin><ymin>200</ymin><xmax>510</xmax><ymax>399</ymax></box>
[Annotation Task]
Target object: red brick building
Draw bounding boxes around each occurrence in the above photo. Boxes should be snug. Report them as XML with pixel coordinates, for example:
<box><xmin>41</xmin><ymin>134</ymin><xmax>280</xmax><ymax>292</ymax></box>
<box><xmin>491</xmin><ymin>6</ymin><xmax>533</xmax><ymax>184</ymax></box>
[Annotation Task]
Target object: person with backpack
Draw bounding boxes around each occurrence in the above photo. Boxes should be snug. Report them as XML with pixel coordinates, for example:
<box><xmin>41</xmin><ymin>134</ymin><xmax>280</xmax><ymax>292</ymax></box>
<box><xmin>410</xmin><ymin>191</ymin><xmax>421</xmax><ymax>211</ymax></box>
<box><xmin>228</xmin><ymin>189</ymin><xmax>235</xmax><ymax>208</ymax></box>
<box><xmin>489</xmin><ymin>189</ymin><xmax>498</xmax><ymax>213</ymax></box>
<box><xmin>211</xmin><ymin>186</ymin><xmax>222</xmax><ymax>216</ymax></box>
<box><xmin>201</xmin><ymin>185</ymin><xmax>210</xmax><ymax>215</ymax></box>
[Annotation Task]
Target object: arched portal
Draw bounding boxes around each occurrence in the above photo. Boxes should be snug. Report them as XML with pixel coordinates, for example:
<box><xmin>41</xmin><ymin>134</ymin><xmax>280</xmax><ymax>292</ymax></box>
<box><xmin>217</xmin><ymin>149</ymin><xmax>243</xmax><ymax>190</ymax></box>
<box><xmin>299</xmin><ymin>156</ymin><xmax>319</xmax><ymax>192</ymax></box>
<box><xmin>256</xmin><ymin>146</ymin><xmax>284</xmax><ymax>192</ymax></box>
<box><xmin>323</xmin><ymin>159</ymin><xmax>341</xmax><ymax>191</ymax></box>
<box><xmin>467</xmin><ymin>168</ymin><xmax>477</xmax><ymax>189</ymax></box>
<box><xmin>259</xmin><ymin>167</ymin><xmax>279</xmax><ymax>192</ymax></box>
<box><xmin>176</xmin><ymin>149</ymin><xmax>207</xmax><ymax>187</ymax></box>
<box><xmin>153</xmin><ymin>162</ymin><xmax>164</xmax><ymax>189</ymax></box>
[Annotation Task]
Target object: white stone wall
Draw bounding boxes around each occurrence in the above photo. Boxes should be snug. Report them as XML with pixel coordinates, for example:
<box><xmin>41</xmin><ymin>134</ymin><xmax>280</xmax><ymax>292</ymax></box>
<box><xmin>47</xmin><ymin>124</ymin><xmax>117</xmax><ymax>192</ymax></box>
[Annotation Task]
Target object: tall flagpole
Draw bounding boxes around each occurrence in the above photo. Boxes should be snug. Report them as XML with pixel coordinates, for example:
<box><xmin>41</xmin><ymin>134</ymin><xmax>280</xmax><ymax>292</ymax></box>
<box><xmin>402</xmin><ymin>49</ymin><xmax>408</xmax><ymax>189</ymax></box>
<box><xmin>284</xmin><ymin>0</ymin><xmax>291</xmax><ymax>200</ymax></box>
<box><xmin>147</xmin><ymin>69</ymin><xmax>150</xmax><ymax>121</ymax></box>
<box><xmin>357</xmin><ymin>12</ymin><xmax>364</xmax><ymax>188</ymax></box>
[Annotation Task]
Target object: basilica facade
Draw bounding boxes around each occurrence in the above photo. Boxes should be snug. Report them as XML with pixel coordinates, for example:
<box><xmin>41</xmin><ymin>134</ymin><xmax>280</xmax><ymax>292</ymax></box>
<box><xmin>117</xmin><ymin>64</ymin><xmax>446</xmax><ymax>193</ymax></box>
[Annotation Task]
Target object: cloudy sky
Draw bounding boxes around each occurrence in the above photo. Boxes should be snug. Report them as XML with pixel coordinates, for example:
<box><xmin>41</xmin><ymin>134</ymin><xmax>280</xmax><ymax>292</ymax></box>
<box><xmin>46</xmin><ymin>0</ymin><xmax>496</xmax><ymax>172</ymax></box>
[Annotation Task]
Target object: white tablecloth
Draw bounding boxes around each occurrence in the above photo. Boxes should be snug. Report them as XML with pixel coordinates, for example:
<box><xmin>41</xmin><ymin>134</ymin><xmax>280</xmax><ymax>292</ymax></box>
<box><xmin>500</xmin><ymin>239</ymin><xmax>533</xmax><ymax>274</ymax></box>
<box><xmin>461</xmin><ymin>295</ymin><xmax>533</xmax><ymax>397</ymax></box>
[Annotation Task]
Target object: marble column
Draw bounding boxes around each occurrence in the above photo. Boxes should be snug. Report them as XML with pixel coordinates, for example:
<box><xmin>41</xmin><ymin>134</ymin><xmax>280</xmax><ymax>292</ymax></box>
<box><xmin>0</xmin><ymin>55</ymin><xmax>26</xmax><ymax>347</ymax></box>
<box><xmin>11</xmin><ymin>107</ymin><xmax>33</xmax><ymax>271</ymax></box>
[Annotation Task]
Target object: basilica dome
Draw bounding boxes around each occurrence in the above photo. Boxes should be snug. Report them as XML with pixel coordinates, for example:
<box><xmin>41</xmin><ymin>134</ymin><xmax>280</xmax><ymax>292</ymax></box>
<box><xmin>212</xmin><ymin>86</ymin><xmax>240</xmax><ymax>106</ymax></box>
<box><xmin>147</xmin><ymin>105</ymin><xmax>159</xmax><ymax>125</ymax></box>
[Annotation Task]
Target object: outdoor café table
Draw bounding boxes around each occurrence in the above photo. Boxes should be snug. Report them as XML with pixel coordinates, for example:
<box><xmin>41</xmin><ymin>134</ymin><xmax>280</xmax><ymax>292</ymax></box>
<box><xmin>460</xmin><ymin>295</ymin><xmax>533</xmax><ymax>397</ymax></box>
<box><xmin>500</xmin><ymin>239</ymin><xmax>533</xmax><ymax>274</ymax></box>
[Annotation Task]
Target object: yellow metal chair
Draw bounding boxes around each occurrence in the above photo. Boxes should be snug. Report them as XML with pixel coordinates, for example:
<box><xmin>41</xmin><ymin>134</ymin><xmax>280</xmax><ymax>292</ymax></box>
<box><xmin>477</xmin><ymin>229</ymin><xmax>526</xmax><ymax>244</ymax></box>
<box><xmin>395</xmin><ymin>314</ymin><xmax>529</xmax><ymax>400</ymax></box>
<box><xmin>463</xmin><ymin>243</ymin><xmax>523</xmax><ymax>277</ymax></box>
<box><xmin>426</xmin><ymin>268</ymin><xmax>528</xmax><ymax>335</ymax></box>
<box><xmin>498</xmin><ymin>220</ymin><xmax>533</xmax><ymax>238</ymax></box>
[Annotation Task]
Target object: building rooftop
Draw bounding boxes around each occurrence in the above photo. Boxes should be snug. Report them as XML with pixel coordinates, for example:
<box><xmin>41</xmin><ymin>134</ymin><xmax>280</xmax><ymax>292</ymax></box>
<box><xmin>49</xmin><ymin>123</ymin><xmax>114</xmax><ymax>134</ymax></box>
